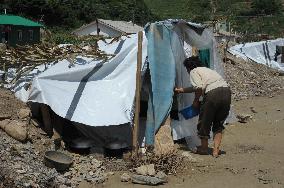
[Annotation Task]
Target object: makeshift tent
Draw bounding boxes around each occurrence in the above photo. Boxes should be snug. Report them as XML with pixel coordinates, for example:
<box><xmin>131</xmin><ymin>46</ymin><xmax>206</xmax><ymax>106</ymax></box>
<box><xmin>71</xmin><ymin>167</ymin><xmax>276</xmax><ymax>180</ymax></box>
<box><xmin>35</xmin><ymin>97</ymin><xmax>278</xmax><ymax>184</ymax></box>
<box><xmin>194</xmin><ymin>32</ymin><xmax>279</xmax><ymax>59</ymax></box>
<box><xmin>228</xmin><ymin>38</ymin><xmax>284</xmax><ymax>72</ymax></box>
<box><xmin>9</xmin><ymin>20</ymin><xmax>229</xmax><ymax>149</ymax></box>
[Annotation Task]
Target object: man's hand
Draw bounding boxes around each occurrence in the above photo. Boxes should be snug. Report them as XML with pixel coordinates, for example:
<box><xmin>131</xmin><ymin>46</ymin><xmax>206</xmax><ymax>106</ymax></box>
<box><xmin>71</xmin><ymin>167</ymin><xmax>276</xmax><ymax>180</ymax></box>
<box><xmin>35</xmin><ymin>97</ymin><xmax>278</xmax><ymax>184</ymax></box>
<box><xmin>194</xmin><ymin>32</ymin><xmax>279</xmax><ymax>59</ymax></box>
<box><xmin>174</xmin><ymin>87</ymin><xmax>184</xmax><ymax>94</ymax></box>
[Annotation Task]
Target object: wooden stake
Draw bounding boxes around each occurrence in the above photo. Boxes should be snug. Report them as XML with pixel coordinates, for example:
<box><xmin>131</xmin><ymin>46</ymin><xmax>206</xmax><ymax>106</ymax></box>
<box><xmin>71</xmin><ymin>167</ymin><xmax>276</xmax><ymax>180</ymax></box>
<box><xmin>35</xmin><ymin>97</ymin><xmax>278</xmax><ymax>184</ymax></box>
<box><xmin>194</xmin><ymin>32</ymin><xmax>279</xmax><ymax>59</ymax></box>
<box><xmin>132</xmin><ymin>31</ymin><xmax>143</xmax><ymax>157</ymax></box>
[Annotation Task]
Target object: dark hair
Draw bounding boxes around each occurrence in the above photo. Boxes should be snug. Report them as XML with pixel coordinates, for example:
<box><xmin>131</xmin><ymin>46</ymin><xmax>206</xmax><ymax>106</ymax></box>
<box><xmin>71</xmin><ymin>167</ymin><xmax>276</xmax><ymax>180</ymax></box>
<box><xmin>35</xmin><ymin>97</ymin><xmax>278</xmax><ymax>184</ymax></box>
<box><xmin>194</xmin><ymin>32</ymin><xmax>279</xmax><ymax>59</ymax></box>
<box><xmin>183</xmin><ymin>56</ymin><xmax>203</xmax><ymax>70</ymax></box>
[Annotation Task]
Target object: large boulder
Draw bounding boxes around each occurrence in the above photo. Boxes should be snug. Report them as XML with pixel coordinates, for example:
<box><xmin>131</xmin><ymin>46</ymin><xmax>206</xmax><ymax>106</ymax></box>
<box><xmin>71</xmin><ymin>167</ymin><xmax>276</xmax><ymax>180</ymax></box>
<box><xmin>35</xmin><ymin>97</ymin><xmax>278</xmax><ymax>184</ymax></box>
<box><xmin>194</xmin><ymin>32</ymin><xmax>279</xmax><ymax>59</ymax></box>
<box><xmin>0</xmin><ymin>119</ymin><xmax>27</xmax><ymax>142</ymax></box>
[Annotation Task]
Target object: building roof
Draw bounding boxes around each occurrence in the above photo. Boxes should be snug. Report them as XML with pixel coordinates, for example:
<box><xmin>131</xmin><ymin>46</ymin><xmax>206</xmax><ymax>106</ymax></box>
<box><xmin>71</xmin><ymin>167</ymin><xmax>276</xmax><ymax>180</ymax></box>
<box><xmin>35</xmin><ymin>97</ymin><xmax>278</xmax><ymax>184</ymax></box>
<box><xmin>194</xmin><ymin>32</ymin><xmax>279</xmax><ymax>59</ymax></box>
<box><xmin>0</xmin><ymin>15</ymin><xmax>43</xmax><ymax>27</ymax></box>
<box><xmin>73</xmin><ymin>19</ymin><xmax>143</xmax><ymax>35</ymax></box>
<box><xmin>99</xmin><ymin>19</ymin><xmax>143</xmax><ymax>33</ymax></box>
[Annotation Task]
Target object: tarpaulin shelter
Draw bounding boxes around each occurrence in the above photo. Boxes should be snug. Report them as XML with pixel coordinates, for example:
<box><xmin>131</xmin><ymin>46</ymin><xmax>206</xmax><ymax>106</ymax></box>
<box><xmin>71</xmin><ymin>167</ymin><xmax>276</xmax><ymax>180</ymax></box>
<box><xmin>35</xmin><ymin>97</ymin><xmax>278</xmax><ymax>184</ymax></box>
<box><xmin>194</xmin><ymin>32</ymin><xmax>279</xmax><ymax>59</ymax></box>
<box><xmin>228</xmin><ymin>38</ymin><xmax>284</xmax><ymax>72</ymax></box>
<box><xmin>11</xmin><ymin>20</ymin><xmax>227</xmax><ymax>149</ymax></box>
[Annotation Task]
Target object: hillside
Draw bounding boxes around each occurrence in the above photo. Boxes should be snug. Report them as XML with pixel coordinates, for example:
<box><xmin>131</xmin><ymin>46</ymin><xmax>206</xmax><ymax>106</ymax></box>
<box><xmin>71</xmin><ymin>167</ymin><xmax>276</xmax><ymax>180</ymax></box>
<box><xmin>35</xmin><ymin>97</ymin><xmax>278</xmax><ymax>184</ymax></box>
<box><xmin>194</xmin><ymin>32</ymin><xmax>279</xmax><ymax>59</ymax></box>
<box><xmin>144</xmin><ymin>0</ymin><xmax>284</xmax><ymax>40</ymax></box>
<box><xmin>0</xmin><ymin>0</ymin><xmax>156</xmax><ymax>29</ymax></box>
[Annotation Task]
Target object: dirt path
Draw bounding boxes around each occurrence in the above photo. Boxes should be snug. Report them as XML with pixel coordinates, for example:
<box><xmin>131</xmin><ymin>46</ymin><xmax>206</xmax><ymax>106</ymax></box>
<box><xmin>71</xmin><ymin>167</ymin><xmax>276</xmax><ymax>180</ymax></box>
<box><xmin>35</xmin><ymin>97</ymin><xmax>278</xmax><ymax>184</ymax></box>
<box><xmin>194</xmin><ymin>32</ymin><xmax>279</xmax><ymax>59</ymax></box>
<box><xmin>104</xmin><ymin>92</ymin><xmax>284</xmax><ymax>188</ymax></box>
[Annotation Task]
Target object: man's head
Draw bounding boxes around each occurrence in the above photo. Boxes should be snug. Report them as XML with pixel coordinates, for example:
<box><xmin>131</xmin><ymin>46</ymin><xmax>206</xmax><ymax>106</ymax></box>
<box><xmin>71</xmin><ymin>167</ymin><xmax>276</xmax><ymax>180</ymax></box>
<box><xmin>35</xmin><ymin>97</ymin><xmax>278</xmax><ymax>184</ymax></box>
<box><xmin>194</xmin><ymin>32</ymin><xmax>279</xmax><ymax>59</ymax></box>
<box><xmin>183</xmin><ymin>56</ymin><xmax>203</xmax><ymax>73</ymax></box>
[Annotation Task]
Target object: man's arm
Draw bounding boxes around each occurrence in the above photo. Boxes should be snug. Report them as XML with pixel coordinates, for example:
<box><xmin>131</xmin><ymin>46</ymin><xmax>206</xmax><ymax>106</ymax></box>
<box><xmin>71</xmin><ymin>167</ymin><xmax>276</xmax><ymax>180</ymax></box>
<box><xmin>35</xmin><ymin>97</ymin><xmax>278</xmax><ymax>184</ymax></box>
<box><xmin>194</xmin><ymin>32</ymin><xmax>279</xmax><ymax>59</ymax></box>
<box><xmin>174</xmin><ymin>86</ymin><xmax>196</xmax><ymax>94</ymax></box>
<box><xmin>192</xmin><ymin>88</ymin><xmax>202</xmax><ymax>108</ymax></box>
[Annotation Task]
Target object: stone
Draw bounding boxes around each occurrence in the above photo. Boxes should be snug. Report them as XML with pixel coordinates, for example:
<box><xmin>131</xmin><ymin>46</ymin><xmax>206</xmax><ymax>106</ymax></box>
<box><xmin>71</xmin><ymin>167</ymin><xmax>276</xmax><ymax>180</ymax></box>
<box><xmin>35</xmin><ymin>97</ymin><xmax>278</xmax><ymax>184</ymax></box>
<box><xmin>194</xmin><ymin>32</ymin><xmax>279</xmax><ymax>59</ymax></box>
<box><xmin>135</xmin><ymin>164</ymin><xmax>155</xmax><ymax>176</ymax></box>
<box><xmin>181</xmin><ymin>151</ymin><xmax>199</xmax><ymax>162</ymax></box>
<box><xmin>154</xmin><ymin>117</ymin><xmax>175</xmax><ymax>155</ymax></box>
<box><xmin>121</xmin><ymin>173</ymin><xmax>131</xmax><ymax>182</ymax></box>
<box><xmin>17</xmin><ymin>109</ymin><xmax>31</xmax><ymax>120</ymax></box>
<box><xmin>155</xmin><ymin>171</ymin><xmax>168</xmax><ymax>181</ymax></box>
<box><xmin>91</xmin><ymin>159</ymin><xmax>102</xmax><ymax>168</ymax></box>
<box><xmin>0</xmin><ymin>114</ymin><xmax>11</xmax><ymax>120</ymax></box>
<box><xmin>132</xmin><ymin>175</ymin><xmax>166</xmax><ymax>185</ymax></box>
<box><xmin>236</xmin><ymin>114</ymin><xmax>253</xmax><ymax>123</ymax></box>
<box><xmin>0</xmin><ymin>120</ymin><xmax>27</xmax><ymax>142</ymax></box>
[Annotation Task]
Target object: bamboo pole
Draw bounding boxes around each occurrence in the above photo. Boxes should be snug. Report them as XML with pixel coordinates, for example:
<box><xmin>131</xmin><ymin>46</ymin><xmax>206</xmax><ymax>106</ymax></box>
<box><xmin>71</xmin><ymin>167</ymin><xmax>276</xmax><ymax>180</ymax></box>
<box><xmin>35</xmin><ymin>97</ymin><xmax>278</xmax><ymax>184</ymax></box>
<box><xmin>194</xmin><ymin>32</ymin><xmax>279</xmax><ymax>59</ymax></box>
<box><xmin>132</xmin><ymin>31</ymin><xmax>143</xmax><ymax>157</ymax></box>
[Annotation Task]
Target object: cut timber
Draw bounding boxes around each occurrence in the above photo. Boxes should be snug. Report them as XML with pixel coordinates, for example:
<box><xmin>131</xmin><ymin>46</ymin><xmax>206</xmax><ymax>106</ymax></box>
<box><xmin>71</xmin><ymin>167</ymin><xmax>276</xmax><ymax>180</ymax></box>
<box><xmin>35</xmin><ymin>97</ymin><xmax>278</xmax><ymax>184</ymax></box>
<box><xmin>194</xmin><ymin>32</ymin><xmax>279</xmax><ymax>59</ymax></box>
<box><xmin>154</xmin><ymin>117</ymin><xmax>174</xmax><ymax>155</ymax></box>
<box><xmin>40</xmin><ymin>104</ymin><xmax>53</xmax><ymax>137</ymax></box>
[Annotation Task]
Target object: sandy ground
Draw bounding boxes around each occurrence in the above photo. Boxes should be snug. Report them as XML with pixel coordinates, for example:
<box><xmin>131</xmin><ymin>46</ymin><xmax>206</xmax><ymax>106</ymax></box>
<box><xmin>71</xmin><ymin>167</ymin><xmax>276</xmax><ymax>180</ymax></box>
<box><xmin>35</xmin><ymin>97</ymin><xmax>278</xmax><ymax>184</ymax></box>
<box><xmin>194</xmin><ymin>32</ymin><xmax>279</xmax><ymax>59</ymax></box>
<box><xmin>102</xmin><ymin>92</ymin><xmax>284</xmax><ymax>188</ymax></box>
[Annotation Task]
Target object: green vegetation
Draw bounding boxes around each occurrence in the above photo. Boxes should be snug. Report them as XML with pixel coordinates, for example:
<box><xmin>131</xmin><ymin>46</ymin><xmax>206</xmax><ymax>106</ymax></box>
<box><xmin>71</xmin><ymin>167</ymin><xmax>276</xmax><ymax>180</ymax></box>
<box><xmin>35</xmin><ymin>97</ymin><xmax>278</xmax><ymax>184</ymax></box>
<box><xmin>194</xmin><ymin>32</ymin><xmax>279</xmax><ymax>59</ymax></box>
<box><xmin>144</xmin><ymin>0</ymin><xmax>284</xmax><ymax>40</ymax></box>
<box><xmin>0</xmin><ymin>0</ymin><xmax>156</xmax><ymax>29</ymax></box>
<box><xmin>0</xmin><ymin>0</ymin><xmax>283</xmax><ymax>41</ymax></box>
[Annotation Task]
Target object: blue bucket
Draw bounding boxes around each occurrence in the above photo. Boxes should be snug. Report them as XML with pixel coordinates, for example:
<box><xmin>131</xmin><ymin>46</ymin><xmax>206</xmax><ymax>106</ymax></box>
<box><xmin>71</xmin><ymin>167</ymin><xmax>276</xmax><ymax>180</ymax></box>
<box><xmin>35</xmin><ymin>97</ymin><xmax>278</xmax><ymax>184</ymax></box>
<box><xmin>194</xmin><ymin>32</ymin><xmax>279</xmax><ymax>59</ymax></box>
<box><xmin>180</xmin><ymin>105</ymin><xmax>200</xmax><ymax>120</ymax></box>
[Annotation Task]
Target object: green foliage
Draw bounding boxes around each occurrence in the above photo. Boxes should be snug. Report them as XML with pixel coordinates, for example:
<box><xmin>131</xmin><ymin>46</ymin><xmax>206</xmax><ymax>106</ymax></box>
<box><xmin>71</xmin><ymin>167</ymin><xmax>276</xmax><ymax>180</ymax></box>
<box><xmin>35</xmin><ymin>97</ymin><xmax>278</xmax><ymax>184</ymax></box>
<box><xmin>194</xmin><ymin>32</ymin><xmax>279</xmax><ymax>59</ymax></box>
<box><xmin>0</xmin><ymin>0</ymin><xmax>156</xmax><ymax>29</ymax></box>
<box><xmin>144</xmin><ymin>0</ymin><xmax>284</xmax><ymax>40</ymax></box>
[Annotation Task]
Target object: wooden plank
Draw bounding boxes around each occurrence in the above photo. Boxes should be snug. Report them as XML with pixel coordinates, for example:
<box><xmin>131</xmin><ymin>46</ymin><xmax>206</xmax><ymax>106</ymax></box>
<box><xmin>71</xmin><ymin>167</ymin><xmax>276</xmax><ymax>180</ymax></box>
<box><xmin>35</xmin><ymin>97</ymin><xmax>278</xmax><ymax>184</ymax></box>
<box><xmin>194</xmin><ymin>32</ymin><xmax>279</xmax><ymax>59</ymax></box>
<box><xmin>132</xmin><ymin>31</ymin><xmax>143</xmax><ymax>157</ymax></box>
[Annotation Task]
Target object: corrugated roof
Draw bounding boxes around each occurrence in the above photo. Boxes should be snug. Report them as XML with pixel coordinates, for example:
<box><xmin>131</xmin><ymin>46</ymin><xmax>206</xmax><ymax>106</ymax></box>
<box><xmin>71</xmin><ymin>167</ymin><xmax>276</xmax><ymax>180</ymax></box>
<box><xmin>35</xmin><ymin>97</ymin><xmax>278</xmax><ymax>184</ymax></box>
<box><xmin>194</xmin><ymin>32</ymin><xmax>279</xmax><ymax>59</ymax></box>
<box><xmin>98</xmin><ymin>19</ymin><xmax>143</xmax><ymax>33</ymax></box>
<box><xmin>73</xmin><ymin>19</ymin><xmax>143</xmax><ymax>35</ymax></box>
<box><xmin>0</xmin><ymin>15</ymin><xmax>43</xmax><ymax>27</ymax></box>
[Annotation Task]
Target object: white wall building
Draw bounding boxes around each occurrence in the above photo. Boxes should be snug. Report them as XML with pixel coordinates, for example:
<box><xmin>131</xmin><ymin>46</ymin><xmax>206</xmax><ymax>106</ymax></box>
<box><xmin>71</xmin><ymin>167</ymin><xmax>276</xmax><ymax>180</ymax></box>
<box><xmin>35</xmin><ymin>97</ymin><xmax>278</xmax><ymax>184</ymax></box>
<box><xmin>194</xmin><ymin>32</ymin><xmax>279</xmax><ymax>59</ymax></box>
<box><xmin>72</xmin><ymin>19</ymin><xmax>143</xmax><ymax>37</ymax></box>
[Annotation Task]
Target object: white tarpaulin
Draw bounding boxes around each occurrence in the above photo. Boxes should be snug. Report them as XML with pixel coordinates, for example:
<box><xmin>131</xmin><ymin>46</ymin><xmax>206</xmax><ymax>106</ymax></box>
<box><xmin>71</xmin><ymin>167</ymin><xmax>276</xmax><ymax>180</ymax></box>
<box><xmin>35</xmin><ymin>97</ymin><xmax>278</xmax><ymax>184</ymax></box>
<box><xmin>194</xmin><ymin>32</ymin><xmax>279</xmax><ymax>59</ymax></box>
<box><xmin>4</xmin><ymin>21</ymin><xmax>234</xmax><ymax>147</ymax></box>
<box><xmin>228</xmin><ymin>38</ymin><xmax>284</xmax><ymax>72</ymax></box>
<box><xmin>27</xmin><ymin>34</ymin><xmax>147</xmax><ymax>127</ymax></box>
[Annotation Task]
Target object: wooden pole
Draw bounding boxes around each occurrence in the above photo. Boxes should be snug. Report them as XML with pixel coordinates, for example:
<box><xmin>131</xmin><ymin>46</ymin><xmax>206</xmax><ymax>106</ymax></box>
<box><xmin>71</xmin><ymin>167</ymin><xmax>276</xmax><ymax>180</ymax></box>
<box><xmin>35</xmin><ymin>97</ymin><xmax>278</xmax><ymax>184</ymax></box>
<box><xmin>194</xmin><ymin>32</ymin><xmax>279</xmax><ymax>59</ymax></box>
<box><xmin>132</xmin><ymin>31</ymin><xmax>143</xmax><ymax>157</ymax></box>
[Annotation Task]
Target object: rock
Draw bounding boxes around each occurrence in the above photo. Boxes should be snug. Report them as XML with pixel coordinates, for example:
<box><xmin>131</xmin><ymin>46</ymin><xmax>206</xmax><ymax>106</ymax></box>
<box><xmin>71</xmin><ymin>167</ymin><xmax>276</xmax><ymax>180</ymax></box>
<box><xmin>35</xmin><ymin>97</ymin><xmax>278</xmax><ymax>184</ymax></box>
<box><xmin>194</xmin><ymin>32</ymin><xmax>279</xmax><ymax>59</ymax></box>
<box><xmin>181</xmin><ymin>151</ymin><xmax>199</xmax><ymax>162</ymax></box>
<box><xmin>132</xmin><ymin>175</ymin><xmax>166</xmax><ymax>185</ymax></box>
<box><xmin>135</xmin><ymin>164</ymin><xmax>155</xmax><ymax>176</ymax></box>
<box><xmin>91</xmin><ymin>159</ymin><xmax>102</xmax><ymax>168</ymax></box>
<box><xmin>17</xmin><ymin>109</ymin><xmax>31</xmax><ymax>120</ymax></box>
<box><xmin>0</xmin><ymin>114</ymin><xmax>11</xmax><ymax>120</ymax></box>
<box><xmin>121</xmin><ymin>173</ymin><xmax>131</xmax><ymax>182</ymax></box>
<box><xmin>154</xmin><ymin>117</ymin><xmax>175</xmax><ymax>155</ymax></box>
<box><xmin>250</xmin><ymin>107</ymin><xmax>257</xmax><ymax>113</ymax></box>
<box><xmin>0</xmin><ymin>120</ymin><xmax>27</xmax><ymax>142</ymax></box>
<box><xmin>155</xmin><ymin>171</ymin><xmax>168</xmax><ymax>181</ymax></box>
<box><xmin>236</xmin><ymin>114</ymin><xmax>253</xmax><ymax>123</ymax></box>
<box><xmin>30</xmin><ymin>119</ymin><xmax>40</xmax><ymax>127</ymax></box>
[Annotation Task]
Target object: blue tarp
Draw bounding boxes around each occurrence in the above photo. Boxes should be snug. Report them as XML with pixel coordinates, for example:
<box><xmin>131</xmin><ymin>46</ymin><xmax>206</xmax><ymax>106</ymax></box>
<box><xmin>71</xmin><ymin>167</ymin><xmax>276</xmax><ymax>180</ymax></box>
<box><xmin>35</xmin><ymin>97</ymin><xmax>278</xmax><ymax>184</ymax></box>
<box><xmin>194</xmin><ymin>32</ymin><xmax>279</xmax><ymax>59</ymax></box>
<box><xmin>144</xmin><ymin>23</ymin><xmax>176</xmax><ymax>145</ymax></box>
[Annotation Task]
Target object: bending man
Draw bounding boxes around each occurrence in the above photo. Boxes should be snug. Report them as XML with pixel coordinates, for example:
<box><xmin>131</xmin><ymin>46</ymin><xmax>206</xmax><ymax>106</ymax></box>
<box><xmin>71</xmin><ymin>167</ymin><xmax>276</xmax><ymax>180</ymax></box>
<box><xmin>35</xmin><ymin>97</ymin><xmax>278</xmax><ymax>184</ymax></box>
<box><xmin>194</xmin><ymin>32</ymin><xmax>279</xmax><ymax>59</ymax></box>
<box><xmin>175</xmin><ymin>57</ymin><xmax>231</xmax><ymax>157</ymax></box>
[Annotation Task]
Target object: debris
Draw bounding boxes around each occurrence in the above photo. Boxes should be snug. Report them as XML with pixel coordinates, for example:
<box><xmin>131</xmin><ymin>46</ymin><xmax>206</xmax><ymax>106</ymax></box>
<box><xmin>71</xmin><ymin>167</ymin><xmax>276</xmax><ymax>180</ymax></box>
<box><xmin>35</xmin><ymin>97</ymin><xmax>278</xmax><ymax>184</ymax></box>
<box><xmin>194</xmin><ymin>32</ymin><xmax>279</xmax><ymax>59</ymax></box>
<box><xmin>236</xmin><ymin>114</ymin><xmax>253</xmax><ymax>123</ymax></box>
<box><xmin>181</xmin><ymin>151</ymin><xmax>199</xmax><ymax>162</ymax></box>
<box><xmin>0</xmin><ymin>114</ymin><xmax>11</xmax><ymax>120</ymax></box>
<box><xmin>222</xmin><ymin>52</ymin><xmax>284</xmax><ymax>100</ymax></box>
<box><xmin>155</xmin><ymin>171</ymin><xmax>168</xmax><ymax>181</ymax></box>
<box><xmin>135</xmin><ymin>164</ymin><xmax>156</xmax><ymax>176</ymax></box>
<box><xmin>0</xmin><ymin>43</ymin><xmax>114</xmax><ymax>85</ymax></box>
<box><xmin>121</xmin><ymin>173</ymin><xmax>131</xmax><ymax>182</ymax></box>
<box><xmin>130</xmin><ymin>151</ymin><xmax>186</xmax><ymax>174</ymax></box>
<box><xmin>132</xmin><ymin>174</ymin><xmax>166</xmax><ymax>185</ymax></box>
<box><xmin>17</xmin><ymin>108</ymin><xmax>31</xmax><ymax>120</ymax></box>
<box><xmin>154</xmin><ymin>117</ymin><xmax>175</xmax><ymax>155</ymax></box>
<box><xmin>250</xmin><ymin>107</ymin><xmax>257</xmax><ymax>113</ymax></box>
